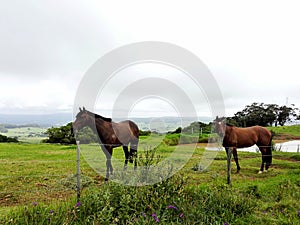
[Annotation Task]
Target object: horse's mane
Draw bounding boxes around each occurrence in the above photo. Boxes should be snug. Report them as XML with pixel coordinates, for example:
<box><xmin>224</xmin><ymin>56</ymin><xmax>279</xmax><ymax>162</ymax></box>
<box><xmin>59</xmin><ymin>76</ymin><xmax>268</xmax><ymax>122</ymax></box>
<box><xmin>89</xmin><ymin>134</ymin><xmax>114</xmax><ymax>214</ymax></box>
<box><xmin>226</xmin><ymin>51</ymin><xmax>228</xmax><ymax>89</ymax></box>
<box><xmin>91</xmin><ymin>111</ymin><xmax>112</xmax><ymax>122</ymax></box>
<box><xmin>79</xmin><ymin>109</ymin><xmax>112</xmax><ymax>122</ymax></box>
<box><xmin>225</xmin><ymin>123</ymin><xmax>234</xmax><ymax>127</ymax></box>
<box><xmin>94</xmin><ymin>113</ymin><xmax>112</xmax><ymax>122</ymax></box>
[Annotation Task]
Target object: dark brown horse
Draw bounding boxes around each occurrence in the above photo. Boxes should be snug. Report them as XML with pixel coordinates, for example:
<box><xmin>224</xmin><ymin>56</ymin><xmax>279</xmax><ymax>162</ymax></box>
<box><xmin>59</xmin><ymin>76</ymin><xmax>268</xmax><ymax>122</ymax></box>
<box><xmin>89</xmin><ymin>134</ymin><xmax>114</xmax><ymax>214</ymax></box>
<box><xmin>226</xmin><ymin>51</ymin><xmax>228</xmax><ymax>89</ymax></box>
<box><xmin>215</xmin><ymin>117</ymin><xmax>272</xmax><ymax>175</ymax></box>
<box><xmin>73</xmin><ymin>107</ymin><xmax>139</xmax><ymax>180</ymax></box>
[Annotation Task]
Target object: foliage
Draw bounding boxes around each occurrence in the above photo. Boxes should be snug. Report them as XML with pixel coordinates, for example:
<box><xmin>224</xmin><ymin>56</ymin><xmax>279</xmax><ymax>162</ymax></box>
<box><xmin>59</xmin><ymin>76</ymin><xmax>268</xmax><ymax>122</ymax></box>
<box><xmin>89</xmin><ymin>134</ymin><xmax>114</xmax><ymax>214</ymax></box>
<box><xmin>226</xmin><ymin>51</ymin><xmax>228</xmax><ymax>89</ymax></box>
<box><xmin>2</xmin><ymin>175</ymin><xmax>259</xmax><ymax>225</ymax></box>
<box><xmin>169</xmin><ymin>127</ymin><xmax>182</xmax><ymax>134</ymax></box>
<box><xmin>139</xmin><ymin>130</ymin><xmax>151</xmax><ymax>136</ymax></box>
<box><xmin>227</xmin><ymin>102</ymin><xmax>299</xmax><ymax>127</ymax></box>
<box><xmin>75</xmin><ymin>126</ymin><xmax>98</xmax><ymax>144</ymax></box>
<box><xmin>182</xmin><ymin>121</ymin><xmax>211</xmax><ymax>134</ymax></box>
<box><xmin>163</xmin><ymin>133</ymin><xmax>209</xmax><ymax>145</ymax></box>
<box><xmin>0</xmin><ymin>134</ymin><xmax>18</xmax><ymax>142</ymax></box>
<box><xmin>43</xmin><ymin>122</ymin><xmax>76</xmax><ymax>144</ymax></box>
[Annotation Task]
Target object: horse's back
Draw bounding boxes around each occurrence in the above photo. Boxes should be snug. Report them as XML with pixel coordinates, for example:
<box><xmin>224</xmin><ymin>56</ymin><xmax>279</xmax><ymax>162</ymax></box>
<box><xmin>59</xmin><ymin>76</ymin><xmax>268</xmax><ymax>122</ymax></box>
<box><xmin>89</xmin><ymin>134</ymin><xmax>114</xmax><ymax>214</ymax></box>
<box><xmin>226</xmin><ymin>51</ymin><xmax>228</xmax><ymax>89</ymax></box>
<box><xmin>114</xmin><ymin>120</ymin><xmax>139</xmax><ymax>141</ymax></box>
<box><xmin>226</xmin><ymin>125</ymin><xmax>271</xmax><ymax>148</ymax></box>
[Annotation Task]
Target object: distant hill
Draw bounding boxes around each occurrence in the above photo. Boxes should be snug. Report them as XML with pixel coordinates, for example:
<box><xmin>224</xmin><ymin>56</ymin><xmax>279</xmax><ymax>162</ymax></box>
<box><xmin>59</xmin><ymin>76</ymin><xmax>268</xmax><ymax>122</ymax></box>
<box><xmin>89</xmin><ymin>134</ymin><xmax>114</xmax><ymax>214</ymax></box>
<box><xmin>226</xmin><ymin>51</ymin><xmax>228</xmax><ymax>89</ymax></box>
<box><xmin>0</xmin><ymin>113</ymin><xmax>212</xmax><ymax>131</ymax></box>
<box><xmin>0</xmin><ymin>113</ymin><xmax>73</xmax><ymax>127</ymax></box>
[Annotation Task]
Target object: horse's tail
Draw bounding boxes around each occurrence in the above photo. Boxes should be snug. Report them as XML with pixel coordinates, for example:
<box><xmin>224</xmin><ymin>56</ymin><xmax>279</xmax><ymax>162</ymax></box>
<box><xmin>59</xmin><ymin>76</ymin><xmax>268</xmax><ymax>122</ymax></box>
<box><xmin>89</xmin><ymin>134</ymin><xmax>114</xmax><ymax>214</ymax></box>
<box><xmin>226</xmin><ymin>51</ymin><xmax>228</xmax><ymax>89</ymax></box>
<box><xmin>266</xmin><ymin>133</ymin><xmax>273</xmax><ymax>167</ymax></box>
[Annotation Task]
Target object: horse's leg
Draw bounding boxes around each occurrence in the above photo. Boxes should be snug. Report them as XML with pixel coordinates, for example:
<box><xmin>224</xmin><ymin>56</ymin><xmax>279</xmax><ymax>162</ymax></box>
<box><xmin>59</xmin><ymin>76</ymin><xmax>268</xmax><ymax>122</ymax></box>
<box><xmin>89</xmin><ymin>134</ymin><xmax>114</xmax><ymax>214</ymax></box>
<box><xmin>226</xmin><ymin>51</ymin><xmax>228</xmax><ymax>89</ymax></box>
<box><xmin>122</xmin><ymin>145</ymin><xmax>129</xmax><ymax>171</ymax></box>
<box><xmin>225</xmin><ymin>147</ymin><xmax>232</xmax><ymax>185</ymax></box>
<box><xmin>259</xmin><ymin>147</ymin><xmax>267</xmax><ymax>174</ymax></box>
<box><xmin>225</xmin><ymin>147</ymin><xmax>228</xmax><ymax>156</ymax></box>
<box><xmin>130</xmin><ymin>140</ymin><xmax>138</xmax><ymax>171</ymax></box>
<box><xmin>103</xmin><ymin>147</ymin><xmax>113</xmax><ymax>181</ymax></box>
<box><xmin>232</xmin><ymin>147</ymin><xmax>241</xmax><ymax>173</ymax></box>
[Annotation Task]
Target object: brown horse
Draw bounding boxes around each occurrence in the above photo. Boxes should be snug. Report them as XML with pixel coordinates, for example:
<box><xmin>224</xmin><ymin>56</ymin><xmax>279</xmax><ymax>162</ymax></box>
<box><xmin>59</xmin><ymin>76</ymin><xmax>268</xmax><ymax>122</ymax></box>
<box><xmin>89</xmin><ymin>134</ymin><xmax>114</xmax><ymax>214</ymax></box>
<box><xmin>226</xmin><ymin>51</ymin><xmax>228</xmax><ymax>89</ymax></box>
<box><xmin>215</xmin><ymin>117</ymin><xmax>272</xmax><ymax>174</ymax></box>
<box><xmin>73</xmin><ymin>107</ymin><xmax>139</xmax><ymax>180</ymax></box>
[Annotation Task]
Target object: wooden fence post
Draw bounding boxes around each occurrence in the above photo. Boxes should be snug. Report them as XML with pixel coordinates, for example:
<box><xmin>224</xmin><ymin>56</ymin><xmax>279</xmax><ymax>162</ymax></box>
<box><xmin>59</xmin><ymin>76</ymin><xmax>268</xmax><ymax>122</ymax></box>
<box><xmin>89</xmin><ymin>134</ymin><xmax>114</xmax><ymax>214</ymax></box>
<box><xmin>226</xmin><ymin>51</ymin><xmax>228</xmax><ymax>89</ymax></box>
<box><xmin>76</xmin><ymin>141</ymin><xmax>81</xmax><ymax>202</ymax></box>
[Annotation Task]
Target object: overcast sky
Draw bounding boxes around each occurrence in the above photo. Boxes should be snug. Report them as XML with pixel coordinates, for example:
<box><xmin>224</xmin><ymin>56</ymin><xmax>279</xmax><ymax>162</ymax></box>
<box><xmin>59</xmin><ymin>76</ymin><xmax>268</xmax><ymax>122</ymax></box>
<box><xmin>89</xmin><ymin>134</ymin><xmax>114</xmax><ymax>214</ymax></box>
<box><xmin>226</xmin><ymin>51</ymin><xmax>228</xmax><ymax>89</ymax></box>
<box><xmin>1</xmin><ymin>0</ymin><xmax>299</xmax><ymax>119</ymax></box>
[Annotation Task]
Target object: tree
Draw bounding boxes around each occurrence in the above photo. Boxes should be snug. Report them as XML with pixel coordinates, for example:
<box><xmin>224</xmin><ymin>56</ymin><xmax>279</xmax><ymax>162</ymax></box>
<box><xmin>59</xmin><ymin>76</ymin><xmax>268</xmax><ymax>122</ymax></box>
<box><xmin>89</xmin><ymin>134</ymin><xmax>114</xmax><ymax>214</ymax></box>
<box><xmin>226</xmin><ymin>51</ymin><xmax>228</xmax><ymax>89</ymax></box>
<box><xmin>228</xmin><ymin>102</ymin><xmax>298</xmax><ymax>127</ymax></box>
<box><xmin>182</xmin><ymin>121</ymin><xmax>211</xmax><ymax>134</ymax></box>
<box><xmin>43</xmin><ymin>122</ymin><xmax>76</xmax><ymax>144</ymax></box>
<box><xmin>277</xmin><ymin>105</ymin><xmax>298</xmax><ymax>126</ymax></box>
<box><xmin>75</xmin><ymin>127</ymin><xmax>98</xmax><ymax>144</ymax></box>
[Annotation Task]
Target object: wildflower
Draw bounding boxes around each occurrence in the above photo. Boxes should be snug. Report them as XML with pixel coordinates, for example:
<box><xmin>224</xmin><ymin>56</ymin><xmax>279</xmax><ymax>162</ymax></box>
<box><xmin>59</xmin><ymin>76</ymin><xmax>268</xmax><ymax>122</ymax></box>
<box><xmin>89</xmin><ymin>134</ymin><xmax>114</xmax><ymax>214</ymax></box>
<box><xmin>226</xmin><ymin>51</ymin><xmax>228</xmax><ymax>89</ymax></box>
<box><xmin>179</xmin><ymin>213</ymin><xmax>184</xmax><ymax>218</ymax></box>
<box><xmin>152</xmin><ymin>213</ymin><xmax>160</xmax><ymax>222</ymax></box>
<box><xmin>298</xmin><ymin>210</ymin><xmax>300</xmax><ymax>217</ymax></box>
<box><xmin>50</xmin><ymin>210</ymin><xmax>54</xmax><ymax>215</ymax></box>
<box><xmin>224</xmin><ymin>223</ymin><xmax>229</xmax><ymax>225</ymax></box>
<box><xmin>75</xmin><ymin>201</ymin><xmax>81</xmax><ymax>207</ymax></box>
<box><xmin>32</xmin><ymin>202</ymin><xmax>38</xmax><ymax>206</ymax></box>
<box><xmin>141</xmin><ymin>212</ymin><xmax>146</xmax><ymax>218</ymax></box>
<box><xmin>167</xmin><ymin>205</ymin><xmax>178</xmax><ymax>210</ymax></box>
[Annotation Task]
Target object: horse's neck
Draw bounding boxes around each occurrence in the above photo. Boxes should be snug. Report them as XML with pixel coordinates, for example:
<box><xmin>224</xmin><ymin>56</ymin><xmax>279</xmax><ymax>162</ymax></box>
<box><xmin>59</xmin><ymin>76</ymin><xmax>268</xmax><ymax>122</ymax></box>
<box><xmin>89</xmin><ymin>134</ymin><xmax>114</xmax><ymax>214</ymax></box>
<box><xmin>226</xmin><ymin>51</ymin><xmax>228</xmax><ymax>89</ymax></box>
<box><xmin>224</xmin><ymin>126</ymin><xmax>234</xmax><ymax>142</ymax></box>
<box><xmin>94</xmin><ymin>118</ymin><xmax>112</xmax><ymax>141</ymax></box>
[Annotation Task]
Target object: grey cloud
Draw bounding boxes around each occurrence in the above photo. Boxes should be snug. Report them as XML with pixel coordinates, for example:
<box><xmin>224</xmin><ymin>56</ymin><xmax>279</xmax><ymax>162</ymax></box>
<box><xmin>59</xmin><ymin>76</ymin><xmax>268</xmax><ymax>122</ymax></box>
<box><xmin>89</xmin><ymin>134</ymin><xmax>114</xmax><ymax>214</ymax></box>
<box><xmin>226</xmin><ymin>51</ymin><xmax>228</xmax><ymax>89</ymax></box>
<box><xmin>0</xmin><ymin>1</ymin><xmax>112</xmax><ymax>78</ymax></box>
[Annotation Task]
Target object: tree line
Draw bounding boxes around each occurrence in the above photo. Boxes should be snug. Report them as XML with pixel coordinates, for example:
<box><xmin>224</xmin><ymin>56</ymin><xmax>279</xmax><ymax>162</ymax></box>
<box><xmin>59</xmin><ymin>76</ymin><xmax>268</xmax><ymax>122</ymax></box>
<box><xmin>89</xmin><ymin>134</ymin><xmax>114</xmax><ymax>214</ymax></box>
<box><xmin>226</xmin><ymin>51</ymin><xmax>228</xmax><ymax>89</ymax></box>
<box><xmin>42</xmin><ymin>102</ymin><xmax>299</xmax><ymax>144</ymax></box>
<box><xmin>0</xmin><ymin>134</ymin><xmax>18</xmax><ymax>142</ymax></box>
<box><xmin>227</xmin><ymin>102</ymin><xmax>299</xmax><ymax>127</ymax></box>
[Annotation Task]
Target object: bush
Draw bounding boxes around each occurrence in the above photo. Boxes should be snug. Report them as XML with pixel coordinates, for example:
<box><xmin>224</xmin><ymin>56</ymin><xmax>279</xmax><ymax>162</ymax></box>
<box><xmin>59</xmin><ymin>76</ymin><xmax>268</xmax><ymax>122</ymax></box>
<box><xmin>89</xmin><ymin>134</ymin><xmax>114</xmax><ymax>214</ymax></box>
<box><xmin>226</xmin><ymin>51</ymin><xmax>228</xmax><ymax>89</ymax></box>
<box><xmin>163</xmin><ymin>133</ymin><xmax>180</xmax><ymax>146</ymax></box>
<box><xmin>43</xmin><ymin>122</ymin><xmax>75</xmax><ymax>144</ymax></box>
<box><xmin>0</xmin><ymin>134</ymin><xmax>18</xmax><ymax>142</ymax></box>
<box><xmin>163</xmin><ymin>133</ymin><xmax>209</xmax><ymax>146</ymax></box>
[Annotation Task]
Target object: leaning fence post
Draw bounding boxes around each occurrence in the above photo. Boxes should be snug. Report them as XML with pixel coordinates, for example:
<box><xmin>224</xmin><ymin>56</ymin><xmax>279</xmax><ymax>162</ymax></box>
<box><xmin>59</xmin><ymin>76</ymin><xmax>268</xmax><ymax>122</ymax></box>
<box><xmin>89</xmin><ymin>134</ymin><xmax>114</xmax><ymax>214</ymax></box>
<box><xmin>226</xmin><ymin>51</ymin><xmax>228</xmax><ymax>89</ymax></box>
<box><xmin>76</xmin><ymin>141</ymin><xmax>81</xmax><ymax>202</ymax></box>
<box><xmin>227</xmin><ymin>147</ymin><xmax>233</xmax><ymax>186</ymax></box>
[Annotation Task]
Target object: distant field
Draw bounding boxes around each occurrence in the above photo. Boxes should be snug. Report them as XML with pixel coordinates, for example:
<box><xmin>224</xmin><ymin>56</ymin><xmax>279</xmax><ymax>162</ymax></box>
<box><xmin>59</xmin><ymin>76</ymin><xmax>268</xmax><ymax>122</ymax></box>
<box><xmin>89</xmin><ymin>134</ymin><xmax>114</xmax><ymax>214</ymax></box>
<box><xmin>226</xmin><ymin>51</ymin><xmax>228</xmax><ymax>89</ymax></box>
<box><xmin>0</xmin><ymin>127</ymin><xmax>47</xmax><ymax>143</ymax></box>
<box><xmin>1</xmin><ymin>124</ymin><xmax>300</xmax><ymax>144</ymax></box>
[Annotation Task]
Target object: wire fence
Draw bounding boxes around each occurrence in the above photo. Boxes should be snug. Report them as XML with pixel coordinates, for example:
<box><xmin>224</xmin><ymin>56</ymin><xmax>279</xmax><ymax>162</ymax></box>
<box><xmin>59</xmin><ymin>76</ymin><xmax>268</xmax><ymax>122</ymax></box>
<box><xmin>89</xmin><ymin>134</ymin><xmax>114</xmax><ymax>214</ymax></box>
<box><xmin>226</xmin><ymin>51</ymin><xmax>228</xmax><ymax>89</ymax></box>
<box><xmin>1</xmin><ymin>142</ymin><xmax>300</xmax><ymax>211</ymax></box>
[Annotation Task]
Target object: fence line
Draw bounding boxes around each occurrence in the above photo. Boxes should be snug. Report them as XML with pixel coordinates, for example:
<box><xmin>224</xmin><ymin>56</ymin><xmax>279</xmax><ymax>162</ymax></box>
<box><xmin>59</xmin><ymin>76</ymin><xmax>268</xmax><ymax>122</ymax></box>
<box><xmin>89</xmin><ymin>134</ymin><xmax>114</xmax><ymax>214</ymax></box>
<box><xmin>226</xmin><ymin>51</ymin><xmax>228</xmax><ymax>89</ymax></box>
<box><xmin>0</xmin><ymin>144</ymin><xmax>299</xmax><ymax>207</ymax></box>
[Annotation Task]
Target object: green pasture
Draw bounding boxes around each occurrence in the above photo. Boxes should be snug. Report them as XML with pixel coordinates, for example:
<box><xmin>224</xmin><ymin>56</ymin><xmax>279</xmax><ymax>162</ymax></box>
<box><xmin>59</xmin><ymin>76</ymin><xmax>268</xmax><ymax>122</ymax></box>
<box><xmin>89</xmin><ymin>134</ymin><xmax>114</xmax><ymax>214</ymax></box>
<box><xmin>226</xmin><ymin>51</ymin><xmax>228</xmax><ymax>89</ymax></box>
<box><xmin>1</xmin><ymin>140</ymin><xmax>300</xmax><ymax>224</ymax></box>
<box><xmin>0</xmin><ymin>127</ymin><xmax>47</xmax><ymax>143</ymax></box>
<box><xmin>268</xmin><ymin>125</ymin><xmax>300</xmax><ymax>138</ymax></box>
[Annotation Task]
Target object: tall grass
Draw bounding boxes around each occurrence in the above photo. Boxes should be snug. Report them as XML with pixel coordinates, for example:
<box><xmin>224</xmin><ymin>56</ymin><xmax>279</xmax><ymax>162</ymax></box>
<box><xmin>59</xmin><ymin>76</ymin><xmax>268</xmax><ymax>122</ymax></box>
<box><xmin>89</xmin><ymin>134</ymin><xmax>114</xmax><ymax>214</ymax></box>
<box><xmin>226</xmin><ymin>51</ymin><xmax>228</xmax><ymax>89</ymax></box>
<box><xmin>1</xmin><ymin>175</ymin><xmax>258</xmax><ymax>225</ymax></box>
<box><xmin>1</xmin><ymin>141</ymin><xmax>300</xmax><ymax>224</ymax></box>
<box><xmin>3</xmin><ymin>171</ymin><xmax>299</xmax><ymax>224</ymax></box>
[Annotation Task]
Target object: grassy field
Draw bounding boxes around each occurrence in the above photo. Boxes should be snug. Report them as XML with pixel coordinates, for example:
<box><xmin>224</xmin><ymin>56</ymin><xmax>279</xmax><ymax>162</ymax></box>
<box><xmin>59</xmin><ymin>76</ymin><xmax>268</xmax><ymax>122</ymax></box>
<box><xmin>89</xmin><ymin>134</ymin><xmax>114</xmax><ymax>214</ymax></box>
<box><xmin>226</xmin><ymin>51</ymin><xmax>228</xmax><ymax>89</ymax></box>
<box><xmin>0</xmin><ymin>126</ymin><xmax>47</xmax><ymax>143</ymax></box>
<box><xmin>1</xmin><ymin>139</ymin><xmax>300</xmax><ymax>224</ymax></box>
<box><xmin>268</xmin><ymin>125</ymin><xmax>300</xmax><ymax>140</ymax></box>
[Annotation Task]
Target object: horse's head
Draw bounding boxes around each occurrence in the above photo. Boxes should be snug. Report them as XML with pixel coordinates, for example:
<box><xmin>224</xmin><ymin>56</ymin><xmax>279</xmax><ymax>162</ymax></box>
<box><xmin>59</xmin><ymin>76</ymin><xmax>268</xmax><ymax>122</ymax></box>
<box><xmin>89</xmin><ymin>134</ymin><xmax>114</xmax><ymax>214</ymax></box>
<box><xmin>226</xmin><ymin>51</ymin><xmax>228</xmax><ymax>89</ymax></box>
<box><xmin>73</xmin><ymin>107</ymin><xmax>94</xmax><ymax>131</ymax></box>
<box><xmin>214</xmin><ymin>116</ymin><xmax>226</xmax><ymax>135</ymax></box>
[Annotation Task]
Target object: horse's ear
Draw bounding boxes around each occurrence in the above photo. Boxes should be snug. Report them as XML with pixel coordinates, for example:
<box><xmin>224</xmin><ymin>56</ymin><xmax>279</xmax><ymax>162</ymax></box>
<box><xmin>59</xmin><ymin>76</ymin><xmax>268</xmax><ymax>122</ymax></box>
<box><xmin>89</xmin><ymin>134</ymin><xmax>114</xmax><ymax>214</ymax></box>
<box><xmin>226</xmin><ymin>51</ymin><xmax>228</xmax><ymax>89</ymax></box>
<box><xmin>83</xmin><ymin>106</ymin><xmax>86</xmax><ymax>111</ymax></box>
<box><xmin>79</xmin><ymin>107</ymin><xmax>82</xmax><ymax>112</ymax></box>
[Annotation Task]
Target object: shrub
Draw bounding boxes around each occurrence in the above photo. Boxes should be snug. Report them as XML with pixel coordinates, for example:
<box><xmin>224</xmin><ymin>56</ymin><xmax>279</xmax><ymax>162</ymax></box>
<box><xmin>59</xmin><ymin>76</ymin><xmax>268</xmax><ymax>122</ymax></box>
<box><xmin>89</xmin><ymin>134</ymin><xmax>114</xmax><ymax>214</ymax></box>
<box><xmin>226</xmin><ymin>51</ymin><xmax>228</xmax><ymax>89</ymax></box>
<box><xmin>0</xmin><ymin>134</ymin><xmax>18</xmax><ymax>142</ymax></box>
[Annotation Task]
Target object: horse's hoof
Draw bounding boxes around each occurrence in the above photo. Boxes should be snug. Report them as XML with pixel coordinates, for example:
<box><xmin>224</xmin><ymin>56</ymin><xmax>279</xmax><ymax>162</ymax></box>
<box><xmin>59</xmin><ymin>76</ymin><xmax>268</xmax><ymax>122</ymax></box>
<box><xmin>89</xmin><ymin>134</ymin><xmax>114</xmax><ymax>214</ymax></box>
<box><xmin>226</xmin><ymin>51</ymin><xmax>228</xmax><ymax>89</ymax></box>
<box><xmin>263</xmin><ymin>170</ymin><xmax>268</xmax><ymax>173</ymax></box>
<box><xmin>258</xmin><ymin>171</ymin><xmax>263</xmax><ymax>174</ymax></box>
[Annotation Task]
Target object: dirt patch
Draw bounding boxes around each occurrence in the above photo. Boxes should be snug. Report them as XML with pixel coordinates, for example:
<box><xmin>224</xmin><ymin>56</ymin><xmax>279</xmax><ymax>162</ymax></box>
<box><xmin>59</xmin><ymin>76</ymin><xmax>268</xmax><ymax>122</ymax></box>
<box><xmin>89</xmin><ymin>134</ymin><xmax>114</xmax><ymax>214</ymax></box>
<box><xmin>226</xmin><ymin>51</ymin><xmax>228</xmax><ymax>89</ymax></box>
<box><xmin>273</xmin><ymin>133</ymin><xmax>300</xmax><ymax>141</ymax></box>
